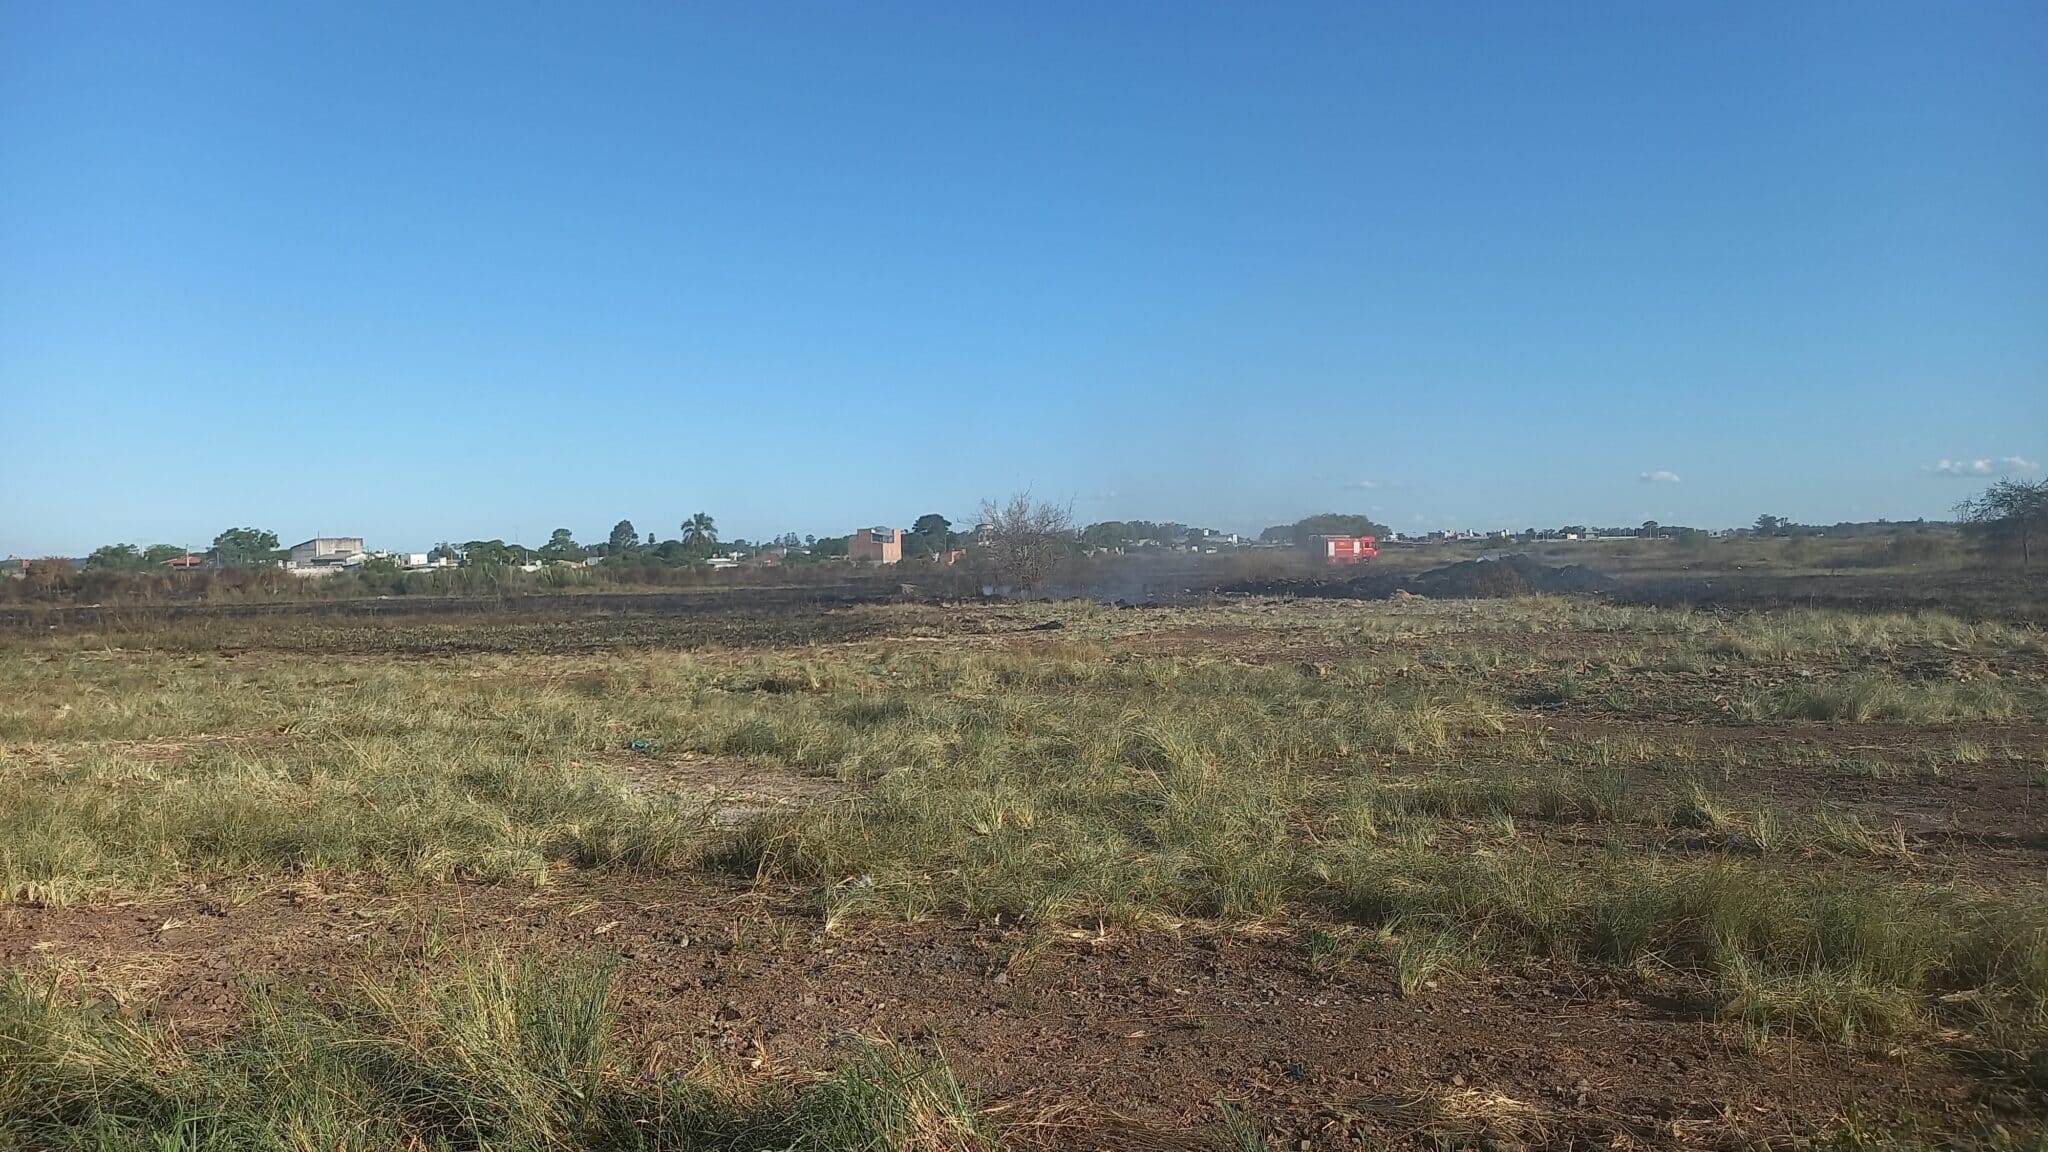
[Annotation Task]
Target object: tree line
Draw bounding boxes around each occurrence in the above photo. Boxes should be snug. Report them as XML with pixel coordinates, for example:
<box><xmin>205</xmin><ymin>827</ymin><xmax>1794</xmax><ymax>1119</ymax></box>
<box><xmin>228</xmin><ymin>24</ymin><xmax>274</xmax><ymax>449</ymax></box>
<box><xmin>33</xmin><ymin>478</ymin><xmax>2048</xmax><ymax>596</ymax></box>
<box><xmin>81</xmin><ymin>527</ymin><xmax>280</xmax><ymax>571</ymax></box>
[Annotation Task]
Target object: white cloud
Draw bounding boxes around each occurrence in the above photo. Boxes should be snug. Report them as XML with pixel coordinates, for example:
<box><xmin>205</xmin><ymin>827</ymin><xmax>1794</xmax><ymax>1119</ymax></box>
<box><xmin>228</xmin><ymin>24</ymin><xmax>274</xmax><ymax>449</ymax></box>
<box><xmin>1930</xmin><ymin>456</ymin><xmax>2039</xmax><ymax>477</ymax></box>
<box><xmin>1354</xmin><ymin>480</ymin><xmax>1380</xmax><ymax>489</ymax></box>
<box><xmin>1639</xmin><ymin>470</ymin><xmax>1682</xmax><ymax>483</ymax></box>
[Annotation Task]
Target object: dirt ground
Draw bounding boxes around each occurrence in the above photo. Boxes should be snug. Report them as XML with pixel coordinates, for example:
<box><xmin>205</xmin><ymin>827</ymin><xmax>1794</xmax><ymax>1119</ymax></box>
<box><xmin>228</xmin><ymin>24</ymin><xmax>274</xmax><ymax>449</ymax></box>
<box><xmin>0</xmin><ymin>871</ymin><xmax>1975</xmax><ymax>1150</ymax></box>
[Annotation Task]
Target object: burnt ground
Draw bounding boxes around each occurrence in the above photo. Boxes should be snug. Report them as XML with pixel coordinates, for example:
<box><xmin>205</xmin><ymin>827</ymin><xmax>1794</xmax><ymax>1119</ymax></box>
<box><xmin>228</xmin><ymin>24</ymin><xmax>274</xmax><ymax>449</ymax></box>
<box><xmin>1608</xmin><ymin>570</ymin><xmax>2048</xmax><ymax>622</ymax></box>
<box><xmin>10</xmin><ymin>553</ymin><xmax>2046</xmax><ymax>645</ymax></box>
<box><xmin>1222</xmin><ymin>557</ymin><xmax>2048</xmax><ymax>623</ymax></box>
<box><xmin>1222</xmin><ymin>555</ymin><xmax>1620</xmax><ymax>601</ymax></box>
<box><xmin>0</xmin><ymin>872</ymin><xmax>1980</xmax><ymax>1151</ymax></box>
<box><xmin>0</xmin><ymin>587</ymin><xmax>914</xmax><ymax>653</ymax></box>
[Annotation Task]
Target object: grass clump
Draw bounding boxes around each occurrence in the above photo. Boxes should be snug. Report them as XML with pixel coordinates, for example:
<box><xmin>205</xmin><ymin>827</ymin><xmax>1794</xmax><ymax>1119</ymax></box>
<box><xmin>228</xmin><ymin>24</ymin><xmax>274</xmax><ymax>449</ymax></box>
<box><xmin>0</xmin><ymin>951</ymin><xmax>995</xmax><ymax>1152</ymax></box>
<box><xmin>1719</xmin><ymin>955</ymin><xmax>1924</xmax><ymax>1047</ymax></box>
<box><xmin>1743</xmin><ymin>672</ymin><xmax>2021</xmax><ymax>724</ymax></box>
<box><xmin>1318</xmin><ymin>845</ymin><xmax>2048</xmax><ymax>1048</ymax></box>
<box><xmin>0</xmin><ymin>736</ymin><xmax>713</xmax><ymax>905</ymax></box>
<box><xmin>1389</xmin><ymin>923</ymin><xmax>1477</xmax><ymax>996</ymax></box>
<box><xmin>1</xmin><ymin>641</ymin><xmax>1516</xmax><ymax>913</ymax></box>
<box><xmin>715</xmin><ymin>653</ymin><xmax>1505</xmax><ymax>925</ymax></box>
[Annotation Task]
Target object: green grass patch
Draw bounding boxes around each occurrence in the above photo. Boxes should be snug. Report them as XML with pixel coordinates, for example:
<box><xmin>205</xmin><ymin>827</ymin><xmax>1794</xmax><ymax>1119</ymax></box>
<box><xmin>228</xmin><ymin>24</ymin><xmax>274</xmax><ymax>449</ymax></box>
<box><xmin>0</xmin><ymin>950</ymin><xmax>995</xmax><ymax>1152</ymax></box>
<box><xmin>1742</xmin><ymin>672</ymin><xmax>2021</xmax><ymax>724</ymax></box>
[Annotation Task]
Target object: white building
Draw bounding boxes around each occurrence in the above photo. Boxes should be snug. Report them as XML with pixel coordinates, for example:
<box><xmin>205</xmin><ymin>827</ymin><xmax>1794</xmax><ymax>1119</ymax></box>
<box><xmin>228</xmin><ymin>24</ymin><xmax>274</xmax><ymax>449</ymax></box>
<box><xmin>284</xmin><ymin>537</ymin><xmax>366</xmax><ymax>573</ymax></box>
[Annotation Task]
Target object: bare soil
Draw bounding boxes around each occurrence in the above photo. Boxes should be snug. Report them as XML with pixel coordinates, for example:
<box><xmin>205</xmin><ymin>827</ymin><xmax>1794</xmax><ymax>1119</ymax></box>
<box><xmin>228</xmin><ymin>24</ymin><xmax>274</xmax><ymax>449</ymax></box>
<box><xmin>611</xmin><ymin>750</ymin><xmax>854</xmax><ymax>827</ymax></box>
<box><xmin>0</xmin><ymin>873</ymin><xmax>1979</xmax><ymax>1150</ymax></box>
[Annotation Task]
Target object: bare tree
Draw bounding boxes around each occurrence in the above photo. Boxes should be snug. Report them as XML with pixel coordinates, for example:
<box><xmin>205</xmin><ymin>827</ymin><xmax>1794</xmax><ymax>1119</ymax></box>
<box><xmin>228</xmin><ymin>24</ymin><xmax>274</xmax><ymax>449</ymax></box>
<box><xmin>1956</xmin><ymin>478</ymin><xmax>2048</xmax><ymax>569</ymax></box>
<box><xmin>977</xmin><ymin>491</ymin><xmax>1075</xmax><ymax>592</ymax></box>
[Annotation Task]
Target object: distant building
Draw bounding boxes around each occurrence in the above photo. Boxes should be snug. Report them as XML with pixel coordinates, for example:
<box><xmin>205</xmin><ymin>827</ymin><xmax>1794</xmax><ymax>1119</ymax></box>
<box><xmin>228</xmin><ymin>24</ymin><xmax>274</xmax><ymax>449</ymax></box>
<box><xmin>848</xmin><ymin>527</ymin><xmax>903</xmax><ymax>564</ymax></box>
<box><xmin>162</xmin><ymin>555</ymin><xmax>205</xmax><ymax>570</ymax></box>
<box><xmin>285</xmin><ymin>537</ymin><xmax>366</xmax><ymax>573</ymax></box>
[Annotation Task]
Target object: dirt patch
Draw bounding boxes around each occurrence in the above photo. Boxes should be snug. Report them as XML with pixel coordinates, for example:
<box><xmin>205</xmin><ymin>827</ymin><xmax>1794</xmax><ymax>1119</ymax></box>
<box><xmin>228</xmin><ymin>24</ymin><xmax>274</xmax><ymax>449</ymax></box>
<box><xmin>0</xmin><ymin>875</ymin><xmax>1982</xmax><ymax>1149</ymax></box>
<box><xmin>605</xmin><ymin>751</ymin><xmax>851</xmax><ymax>827</ymax></box>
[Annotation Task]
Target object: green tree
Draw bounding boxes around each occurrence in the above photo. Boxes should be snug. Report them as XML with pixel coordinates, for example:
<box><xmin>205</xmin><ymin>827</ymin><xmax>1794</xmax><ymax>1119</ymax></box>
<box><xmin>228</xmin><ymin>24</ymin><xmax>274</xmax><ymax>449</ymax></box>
<box><xmin>141</xmin><ymin>544</ymin><xmax>187</xmax><ymax>565</ymax></box>
<box><xmin>84</xmin><ymin>544</ymin><xmax>145</xmax><ymax>571</ymax></box>
<box><xmin>906</xmin><ymin>513</ymin><xmax>953</xmax><ymax>557</ymax></box>
<box><xmin>649</xmin><ymin>538</ymin><xmax>690</xmax><ymax>564</ymax></box>
<box><xmin>458</xmin><ymin>540</ymin><xmax>531</xmax><ymax>567</ymax></box>
<box><xmin>1641</xmin><ymin>521</ymin><xmax>1660</xmax><ymax>538</ymax></box>
<box><xmin>1754</xmin><ymin>514</ymin><xmax>1785</xmax><ymax>536</ymax></box>
<box><xmin>211</xmin><ymin>527</ymin><xmax>280</xmax><ymax>567</ymax></box>
<box><xmin>681</xmin><ymin>512</ymin><xmax>718</xmax><ymax>555</ymax></box>
<box><xmin>539</xmin><ymin>528</ymin><xmax>582</xmax><ymax>561</ymax></box>
<box><xmin>1957</xmin><ymin>479</ymin><xmax>2048</xmax><ymax>568</ymax></box>
<box><xmin>607</xmin><ymin>520</ymin><xmax>638</xmax><ymax>555</ymax></box>
<box><xmin>1266</xmin><ymin>514</ymin><xmax>1389</xmax><ymax>547</ymax></box>
<box><xmin>1080</xmin><ymin>521</ymin><xmax>1135</xmax><ymax>550</ymax></box>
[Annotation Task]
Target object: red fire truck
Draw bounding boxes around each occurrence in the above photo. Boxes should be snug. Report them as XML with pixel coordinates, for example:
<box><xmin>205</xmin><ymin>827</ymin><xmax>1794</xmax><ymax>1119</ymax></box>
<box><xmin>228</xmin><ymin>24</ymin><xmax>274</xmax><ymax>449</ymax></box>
<box><xmin>1311</xmin><ymin>535</ymin><xmax>1379</xmax><ymax>564</ymax></box>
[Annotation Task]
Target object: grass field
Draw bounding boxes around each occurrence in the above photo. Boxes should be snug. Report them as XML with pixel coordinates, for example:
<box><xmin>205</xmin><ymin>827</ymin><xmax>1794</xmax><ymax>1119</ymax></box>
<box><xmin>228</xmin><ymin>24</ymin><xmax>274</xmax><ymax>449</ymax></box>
<box><xmin>4</xmin><ymin>590</ymin><xmax>2047</xmax><ymax>1149</ymax></box>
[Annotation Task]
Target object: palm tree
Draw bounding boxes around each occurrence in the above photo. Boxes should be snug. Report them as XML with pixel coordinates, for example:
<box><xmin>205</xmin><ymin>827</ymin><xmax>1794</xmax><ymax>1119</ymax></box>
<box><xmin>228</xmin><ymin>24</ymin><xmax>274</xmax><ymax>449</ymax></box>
<box><xmin>681</xmin><ymin>512</ymin><xmax>718</xmax><ymax>552</ymax></box>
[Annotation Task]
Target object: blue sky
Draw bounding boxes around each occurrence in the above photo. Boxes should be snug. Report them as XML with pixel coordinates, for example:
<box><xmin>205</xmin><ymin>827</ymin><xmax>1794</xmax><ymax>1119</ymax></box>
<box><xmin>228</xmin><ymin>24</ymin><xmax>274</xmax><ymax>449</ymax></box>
<box><xmin>3</xmin><ymin>2</ymin><xmax>2043</xmax><ymax>554</ymax></box>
